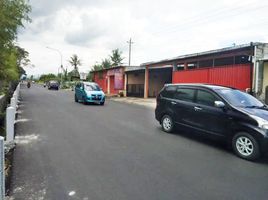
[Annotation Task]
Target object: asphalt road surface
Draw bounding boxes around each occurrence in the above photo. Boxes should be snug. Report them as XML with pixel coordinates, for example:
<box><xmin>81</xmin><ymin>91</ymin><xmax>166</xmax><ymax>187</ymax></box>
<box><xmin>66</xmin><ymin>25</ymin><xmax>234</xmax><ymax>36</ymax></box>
<box><xmin>9</xmin><ymin>84</ymin><xmax>268</xmax><ymax>200</ymax></box>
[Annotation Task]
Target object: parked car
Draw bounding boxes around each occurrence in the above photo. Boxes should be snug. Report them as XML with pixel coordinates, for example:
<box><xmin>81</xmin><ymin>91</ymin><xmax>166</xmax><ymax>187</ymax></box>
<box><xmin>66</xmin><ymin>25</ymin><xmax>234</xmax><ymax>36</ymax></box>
<box><xmin>75</xmin><ymin>82</ymin><xmax>105</xmax><ymax>105</ymax></box>
<box><xmin>155</xmin><ymin>84</ymin><xmax>268</xmax><ymax>161</ymax></box>
<box><xmin>47</xmin><ymin>80</ymin><xmax>59</xmax><ymax>90</ymax></box>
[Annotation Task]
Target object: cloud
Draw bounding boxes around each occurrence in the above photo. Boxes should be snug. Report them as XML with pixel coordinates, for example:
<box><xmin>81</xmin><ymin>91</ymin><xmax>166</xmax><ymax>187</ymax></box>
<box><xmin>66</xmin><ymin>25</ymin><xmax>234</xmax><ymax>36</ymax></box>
<box><xmin>18</xmin><ymin>0</ymin><xmax>268</xmax><ymax>76</ymax></box>
<box><xmin>64</xmin><ymin>12</ymin><xmax>107</xmax><ymax>46</ymax></box>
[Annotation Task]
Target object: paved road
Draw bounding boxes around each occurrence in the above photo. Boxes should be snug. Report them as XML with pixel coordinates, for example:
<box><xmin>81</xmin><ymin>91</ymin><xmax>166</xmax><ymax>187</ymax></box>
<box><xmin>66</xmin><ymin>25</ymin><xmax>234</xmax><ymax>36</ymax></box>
<box><xmin>9</xmin><ymin>84</ymin><xmax>268</xmax><ymax>200</ymax></box>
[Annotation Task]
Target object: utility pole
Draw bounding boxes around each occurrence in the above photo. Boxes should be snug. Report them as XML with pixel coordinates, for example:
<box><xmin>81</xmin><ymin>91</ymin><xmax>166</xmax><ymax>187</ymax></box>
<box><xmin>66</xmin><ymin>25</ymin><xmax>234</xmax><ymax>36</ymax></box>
<box><xmin>127</xmin><ymin>38</ymin><xmax>134</xmax><ymax>66</ymax></box>
<box><xmin>46</xmin><ymin>46</ymin><xmax>63</xmax><ymax>87</ymax></box>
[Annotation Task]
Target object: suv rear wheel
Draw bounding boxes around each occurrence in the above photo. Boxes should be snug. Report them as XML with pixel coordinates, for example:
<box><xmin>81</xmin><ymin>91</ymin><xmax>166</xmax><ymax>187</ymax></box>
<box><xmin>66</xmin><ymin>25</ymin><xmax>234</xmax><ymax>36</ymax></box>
<box><xmin>232</xmin><ymin>132</ymin><xmax>260</xmax><ymax>161</ymax></box>
<box><xmin>161</xmin><ymin>115</ymin><xmax>174</xmax><ymax>133</ymax></box>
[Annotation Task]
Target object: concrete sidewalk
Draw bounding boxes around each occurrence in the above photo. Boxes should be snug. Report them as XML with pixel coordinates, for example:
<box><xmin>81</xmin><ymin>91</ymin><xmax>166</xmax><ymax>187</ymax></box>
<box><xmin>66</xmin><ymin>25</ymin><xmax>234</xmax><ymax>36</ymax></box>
<box><xmin>110</xmin><ymin>97</ymin><xmax>156</xmax><ymax>109</ymax></box>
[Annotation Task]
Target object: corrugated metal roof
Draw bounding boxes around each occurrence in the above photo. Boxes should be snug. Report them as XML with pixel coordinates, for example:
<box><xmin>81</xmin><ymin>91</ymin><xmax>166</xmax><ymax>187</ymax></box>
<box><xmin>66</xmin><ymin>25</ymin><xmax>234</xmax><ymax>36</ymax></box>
<box><xmin>125</xmin><ymin>66</ymin><xmax>145</xmax><ymax>72</ymax></box>
<box><xmin>90</xmin><ymin>65</ymin><xmax>138</xmax><ymax>73</ymax></box>
<box><xmin>141</xmin><ymin>42</ymin><xmax>263</xmax><ymax>66</ymax></box>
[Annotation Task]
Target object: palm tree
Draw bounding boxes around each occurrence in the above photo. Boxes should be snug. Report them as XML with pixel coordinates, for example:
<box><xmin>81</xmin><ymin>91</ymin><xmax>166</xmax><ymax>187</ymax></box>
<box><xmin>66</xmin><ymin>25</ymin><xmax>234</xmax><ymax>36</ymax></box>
<box><xmin>68</xmin><ymin>54</ymin><xmax>81</xmax><ymax>80</ymax></box>
<box><xmin>110</xmin><ymin>49</ymin><xmax>124</xmax><ymax>67</ymax></box>
<box><xmin>101</xmin><ymin>58</ymin><xmax>112</xmax><ymax>69</ymax></box>
<box><xmin>69</xmin><ymin>54</ymin><xmax>82</xmax><ymax>70</ymax></box>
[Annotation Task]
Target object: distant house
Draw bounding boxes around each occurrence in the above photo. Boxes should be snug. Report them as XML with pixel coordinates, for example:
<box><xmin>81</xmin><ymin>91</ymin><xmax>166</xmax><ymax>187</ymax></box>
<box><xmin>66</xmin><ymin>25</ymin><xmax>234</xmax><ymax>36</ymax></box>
<box><xmin>92</xmin><ymin>43</ymin><xmax>268</xmax><ymax>102</ymax></box>
<box><xmin>92</xmin><ymin>66</ymin><xmax>127</xmax><ymax>96</ymax></box>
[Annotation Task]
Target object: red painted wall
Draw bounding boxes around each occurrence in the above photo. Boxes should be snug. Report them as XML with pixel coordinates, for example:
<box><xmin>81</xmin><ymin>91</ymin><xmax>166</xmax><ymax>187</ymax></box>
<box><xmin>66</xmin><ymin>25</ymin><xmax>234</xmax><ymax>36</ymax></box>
<box><xmin>93</xmin><ymin>71</ymin><xmax>107</xmax><ymax>93</ymax></box>
<box><xmin>93</xmin><ymin>68</ymin><xmax>125</xmax><ymax>95</ymax></box>
<box><xmin>110</xmin><ymin>76</ymin><xmax>115</xmax><ymax>94</ymax></box>
<box><xmin>172</xmin><ymin>64</ymin><xmax>251</xmax><ymax>90</ymax></box>
<box><xmin>109</xmin><ymin>75</ymin><xmax>125</xmax><ymax>95</ymax></box>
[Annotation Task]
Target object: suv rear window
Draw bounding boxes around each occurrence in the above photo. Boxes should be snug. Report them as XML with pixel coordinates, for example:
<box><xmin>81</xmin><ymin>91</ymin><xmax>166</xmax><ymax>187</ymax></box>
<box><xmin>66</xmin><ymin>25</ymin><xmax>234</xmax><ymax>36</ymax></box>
<box><xmin>196</xmin><ymin>90</ymin><xmax>218</xmax><ymax>106</ymax></box>
<box><xmin>174</xmin><ymin>88</ymin><xmax>195</xmax><ymax>102</ymax></box>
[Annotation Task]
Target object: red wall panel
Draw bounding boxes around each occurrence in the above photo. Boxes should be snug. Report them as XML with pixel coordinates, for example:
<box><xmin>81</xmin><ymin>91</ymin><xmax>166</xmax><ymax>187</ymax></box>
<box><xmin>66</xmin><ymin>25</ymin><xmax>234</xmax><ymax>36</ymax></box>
<box><xmin>172</xmin><ymin>69</ymin><xmax>209</xmax><ymax>83</ymax></box>
<box><xmin>172</xmin><ymin>64</ymin><xmax>251</xmax><ymax>90</ymax></box>
<box><xmin>109</xmin><ymin>75</ymin><xmax>125</xmax><ymax>95</ymax></box>
<box><xmin>93</xmin><ymin>71</ymin><xmax>107</xmax><ymax>93</ymax></box>
<box><xmin>110</xmin><ymin>76</ymin><xmax>115</xmax><ymax>94</ymax></box>
<box><xmin>93</xmin><ymin>69</ymin><xmax>125</xmax><ymax>95</ymax></box>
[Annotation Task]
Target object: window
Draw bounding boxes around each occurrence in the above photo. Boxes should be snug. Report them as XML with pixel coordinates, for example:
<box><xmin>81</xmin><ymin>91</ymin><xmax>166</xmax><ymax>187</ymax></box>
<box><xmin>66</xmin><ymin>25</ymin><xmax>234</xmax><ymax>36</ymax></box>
<box><xmin>199</xmin><ymin>59</ymin><xmax>213</xmax><ymax>68</ymax></box>
<box><xmin>85</xmin><ymin>84</ymin><xmax>101</xmax><ymax>91</ymax></box>
<box><xmin>176</xmin><ymin>63</ymin><xmax>185</xmax><ymax>71</ymax></box>
<box><xmin>161</xmin><ymin>86</ymin><xmax>176</xmax><ymax>98</ymax></box>
<box><xmin>174</xmin><ymin>88</ymin><xmax>195</xmax><ymax>102</ymax></box>
<box><xmin>214</xmin><ymin>56</ymin><xmax>234</xmax><ymax>66</ymax></box>
<box><xmin>196</xmin><ymin>90</ymin><xmax>218</xmax><ymax>106</ymax></box>
<box><xmin>217</xmin><ymin>89</ymin><xmax>263</xmax><ymax>108</ymax></box>
<box><xmin>235</xmin><ymin>55</ymin><xmax>251</xmax><ymax>64</ymax></box>
<box><xmin>187</xmin><ymin>62</ymin><xmax>197</xmax><ymax>69</ymax></box>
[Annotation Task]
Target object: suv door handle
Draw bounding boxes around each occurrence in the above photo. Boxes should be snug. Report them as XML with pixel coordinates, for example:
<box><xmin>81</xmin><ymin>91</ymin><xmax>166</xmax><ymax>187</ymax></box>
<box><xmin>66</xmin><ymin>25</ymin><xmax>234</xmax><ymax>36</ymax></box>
<box><xmin>171</xmin><ymin>101</ymin><xmax>177</xmax><ymax>105</ymax></box>
<box><xmin>194</xmin><ymin>106</ymin><xmax>202</xmax><ymax>111</ymax></box>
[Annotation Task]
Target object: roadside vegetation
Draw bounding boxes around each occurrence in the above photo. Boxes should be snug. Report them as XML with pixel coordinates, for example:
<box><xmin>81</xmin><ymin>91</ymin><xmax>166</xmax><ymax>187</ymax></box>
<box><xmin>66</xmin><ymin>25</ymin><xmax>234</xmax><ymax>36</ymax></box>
<box><xmin>87</xmin><ymin>48</ymin><xmax>125</xmax><ymax>81</ymax></box>
<box><xmin>91</xmin><ymin>48</ymin><xmax>124</xmax><ymax>72</ymax></box>
<box><xmin>0</xmin><ymin>0</ymin><xmax>31</xmax><ymax>137</ymax></box>
<box><xmin>38</xmin><ymin>49</ymin><xmax>124</xmax><ymax>89</ymax></box>
<box><xmin>0</xmin><ymin>1</ymin><xmax>32</xmax><ymax>189</ymax></box>
<box><xmin>0</xmin><ymin>0</ymin><xmax>32</xmax><ymax>95</ymax></box>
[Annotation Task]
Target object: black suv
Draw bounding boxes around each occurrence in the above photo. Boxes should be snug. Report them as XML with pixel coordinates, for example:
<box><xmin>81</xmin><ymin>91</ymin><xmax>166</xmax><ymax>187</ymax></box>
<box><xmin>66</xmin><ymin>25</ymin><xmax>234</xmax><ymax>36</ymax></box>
<box><xmin>155</xmin><ymin>84</ymin><xmax>268</xmax><ymax>161</ymax></box>
<box><xmin>47</xmin><ymin>80</ymin><xmax>60</xmax><ymax>90</ymax></box>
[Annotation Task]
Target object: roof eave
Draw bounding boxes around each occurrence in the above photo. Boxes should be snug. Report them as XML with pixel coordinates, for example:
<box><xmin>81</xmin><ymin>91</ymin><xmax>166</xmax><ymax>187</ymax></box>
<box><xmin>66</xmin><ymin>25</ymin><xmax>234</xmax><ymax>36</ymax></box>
<box><xmin>141</xmin><ymin>42</ymin><xmax>264</xmax><ymax>66</ymax></box>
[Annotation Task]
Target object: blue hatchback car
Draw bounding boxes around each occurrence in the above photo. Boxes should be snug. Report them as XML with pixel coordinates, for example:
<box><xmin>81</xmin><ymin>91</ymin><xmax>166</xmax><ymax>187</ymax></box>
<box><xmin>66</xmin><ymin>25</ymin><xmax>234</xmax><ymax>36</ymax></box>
<box><xmin>75</xmin><ymin>82</ymin><xmax>105</xmax><ymax>105</ymax></box>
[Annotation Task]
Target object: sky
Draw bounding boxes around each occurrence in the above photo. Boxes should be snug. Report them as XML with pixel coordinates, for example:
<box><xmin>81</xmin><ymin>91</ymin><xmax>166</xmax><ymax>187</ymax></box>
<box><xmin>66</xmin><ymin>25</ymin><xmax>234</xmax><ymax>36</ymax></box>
<box><xmin>18</xmin><ymin>0</ymin><xmax>268</xmax><ymax>77</ymax></box>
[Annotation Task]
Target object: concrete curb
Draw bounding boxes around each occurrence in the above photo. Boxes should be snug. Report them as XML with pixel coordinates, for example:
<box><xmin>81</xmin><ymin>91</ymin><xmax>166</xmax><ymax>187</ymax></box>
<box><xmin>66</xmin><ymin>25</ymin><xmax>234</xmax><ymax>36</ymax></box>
<box><xmin>109</xmin><ymin>97</ymin><xmax>156</xmax><ymax>109</ymax></box>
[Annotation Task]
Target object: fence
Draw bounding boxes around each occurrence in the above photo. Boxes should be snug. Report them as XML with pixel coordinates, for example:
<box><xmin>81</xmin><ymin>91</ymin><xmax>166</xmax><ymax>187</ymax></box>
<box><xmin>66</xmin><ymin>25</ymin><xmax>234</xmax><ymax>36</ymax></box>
<box><xmin>127</xmin><ymin>84</ymin><xmax>144</xmax><ymax>97</ymax></box>
<box><xmin>0</xmin><ymin>82</ymin><xmax>20</xmax><ymax>198</ymax></box>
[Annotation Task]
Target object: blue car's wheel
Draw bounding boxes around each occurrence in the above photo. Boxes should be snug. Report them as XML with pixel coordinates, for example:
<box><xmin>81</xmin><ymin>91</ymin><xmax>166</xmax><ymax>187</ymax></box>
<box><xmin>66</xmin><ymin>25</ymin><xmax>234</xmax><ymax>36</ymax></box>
<box><xmin>100</xmin><ymin>101</ymin><xmax>105</xmax><ymax>105</ymax></box>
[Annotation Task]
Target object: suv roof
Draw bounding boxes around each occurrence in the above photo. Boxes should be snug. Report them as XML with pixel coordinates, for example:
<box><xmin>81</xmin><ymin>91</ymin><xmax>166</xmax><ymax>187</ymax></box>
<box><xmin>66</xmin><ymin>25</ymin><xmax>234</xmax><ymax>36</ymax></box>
<box><xmin>164</xmin><ymin>83</ymin><xmax>236</xmax><ymax>90</ymax></box>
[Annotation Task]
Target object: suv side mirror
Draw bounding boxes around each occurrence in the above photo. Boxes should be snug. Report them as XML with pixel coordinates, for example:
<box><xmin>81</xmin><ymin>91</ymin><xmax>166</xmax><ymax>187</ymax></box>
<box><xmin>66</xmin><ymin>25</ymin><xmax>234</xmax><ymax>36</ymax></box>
<box><xmin>214</xmin><ymin>101</ymin><xmax>225</xmax><ymax>108</ymax></box>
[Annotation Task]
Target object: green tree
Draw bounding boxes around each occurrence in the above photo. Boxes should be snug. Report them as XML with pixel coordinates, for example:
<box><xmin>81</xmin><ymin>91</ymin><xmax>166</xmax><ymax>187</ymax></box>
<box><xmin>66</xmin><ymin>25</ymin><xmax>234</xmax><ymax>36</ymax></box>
<box><xmin>16</xmin><ymin>46</ymin><xmax>30</xmax><ymax>67</ymax></box>
<box><xmin>0</xmin><ymin>48</ymin><xmax>19</xmax><ymax>81</ymax></box>
<box><xmin>0</xmin><ymin>0</ymin><xmax>31</xmax><ymax>48</ymax></box>
<box><xmin>101</xmin><ymin>58</ymin><xmax>112</xmax><ymax>69</ymax></box>
<box><xmin>0</xmin><ymin>0</ymin><xmax>31</xmax><ymax>89</ymax></box>
<box><xmin>39</xmin><ymin>74</ymin><xmax>58</xmax><ymax>83</ymax></box>
<box><xmin>68</xmin><ymin>54</ymin><xmax>81</xmax><ymax>80</ymax></box>
<box><xmin>86</xmin><ymin>72</ymin><xmax>93</xmax><ymax>81</ymax></box>
<box><xmin>69</xmin><ymin>54</ymin><xmax>81</xmax><ymax>71</ymax></box>
<box><xmin>62</xmin><ymin>68</ymin><xmax>68</xmax><ymax>81</ymax></box>
<box><xmin>110</xmin><ymin>49</ymin><xmax>124</xmax><ymax>67</ymax></box>
<box><xmin>91</xmin><ymin>64</ymin><xmax>103</xmax><ymax>71</ymax></box>
<box><xmin>15</xmin><ymin>46</ymin><xmax>31</xmax><ymax>77</ymax></box>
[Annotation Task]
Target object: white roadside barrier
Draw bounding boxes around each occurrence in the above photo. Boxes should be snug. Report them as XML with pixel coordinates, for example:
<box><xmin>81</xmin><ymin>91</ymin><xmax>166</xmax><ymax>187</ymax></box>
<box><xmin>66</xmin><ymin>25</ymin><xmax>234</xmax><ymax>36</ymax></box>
<box><xmin>10</xmin><ymin>97</ymin><xmax>16</xmax><ymax>109</ymax></box>
<box><xmin>6</xmin><ymin>107</ymin><xmax>16</xmax><ymax>143</ymax></box>
<box><xmin>0</xmin><ymin>136</ymin><xmax>4</xmax><ymax>199</ymax></box>
<box><xmin>6</xmin><ymin>83</ymin><xmax>20</xmax><ymax>142</ymax></box>
<box><xmin>1</xmin><ymin>83</ymin><xmax>21</xmax><ymax>197</ymax></box>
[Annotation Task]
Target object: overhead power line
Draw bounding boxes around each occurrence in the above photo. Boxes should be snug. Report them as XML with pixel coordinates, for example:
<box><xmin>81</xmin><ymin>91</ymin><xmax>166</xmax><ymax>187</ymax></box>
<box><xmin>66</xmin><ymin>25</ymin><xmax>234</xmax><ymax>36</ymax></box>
<box><xmin>150</xmin><ymin>2</ymin><xmax>268</xmax><ymax>37</ymax></box>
